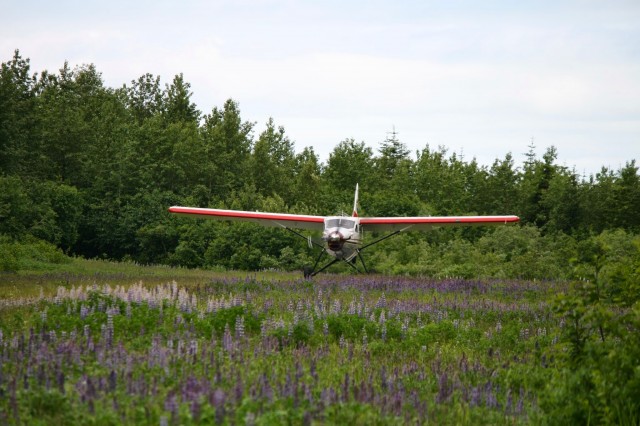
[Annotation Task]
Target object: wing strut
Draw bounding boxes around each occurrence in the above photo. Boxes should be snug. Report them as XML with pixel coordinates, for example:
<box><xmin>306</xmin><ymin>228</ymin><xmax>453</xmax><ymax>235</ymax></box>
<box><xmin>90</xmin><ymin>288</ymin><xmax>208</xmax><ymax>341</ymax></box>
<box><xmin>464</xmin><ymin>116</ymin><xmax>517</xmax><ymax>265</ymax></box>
<box><xmin>360</xmin><ymin>229</ymin><xmax>404</xmax><ymax>250</ymax></box>
<box><xmin>280</xmin><ymin>225</ymin><xmax>324</xmax><ymax>250</ymax></box>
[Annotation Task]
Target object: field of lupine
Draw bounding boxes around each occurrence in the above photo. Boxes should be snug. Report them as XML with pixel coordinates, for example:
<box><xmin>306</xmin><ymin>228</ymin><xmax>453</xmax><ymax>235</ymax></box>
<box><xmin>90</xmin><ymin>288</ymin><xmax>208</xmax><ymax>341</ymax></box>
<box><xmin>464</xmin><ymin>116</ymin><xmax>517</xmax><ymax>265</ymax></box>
<box><xmin>0</xmin><ymin>268</ymin><xmax>565</xmax><ymax>425</ymax></box>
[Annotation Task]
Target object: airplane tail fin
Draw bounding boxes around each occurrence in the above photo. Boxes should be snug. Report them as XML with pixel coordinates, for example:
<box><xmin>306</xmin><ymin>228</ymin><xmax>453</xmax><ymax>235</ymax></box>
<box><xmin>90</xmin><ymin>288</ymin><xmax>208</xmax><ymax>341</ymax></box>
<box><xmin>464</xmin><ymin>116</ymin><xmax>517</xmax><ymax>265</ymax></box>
<box><xmin>352</xmin><ymin>183</ymin><xmax>359</xmax><ymax>217</ymax></box>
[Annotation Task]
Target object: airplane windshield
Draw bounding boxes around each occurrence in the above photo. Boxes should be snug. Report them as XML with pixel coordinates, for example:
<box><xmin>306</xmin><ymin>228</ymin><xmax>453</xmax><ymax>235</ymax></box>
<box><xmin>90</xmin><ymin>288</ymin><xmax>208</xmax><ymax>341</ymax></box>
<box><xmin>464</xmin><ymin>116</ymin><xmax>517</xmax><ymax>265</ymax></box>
<box><xmin>326</xmin><ymin>218</ymin><xmax>356</xmax><ymax>229</ymax></box>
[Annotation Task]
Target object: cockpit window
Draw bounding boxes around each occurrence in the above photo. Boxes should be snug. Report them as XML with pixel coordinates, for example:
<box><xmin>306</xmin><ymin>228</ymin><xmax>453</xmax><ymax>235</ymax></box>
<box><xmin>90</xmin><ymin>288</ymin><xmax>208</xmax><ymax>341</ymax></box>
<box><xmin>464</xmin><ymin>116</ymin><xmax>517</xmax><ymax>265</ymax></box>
<box><xmin>326</xmin><ymin>218</ymin><xmax>356</xmax><ymax>229</ymax></box>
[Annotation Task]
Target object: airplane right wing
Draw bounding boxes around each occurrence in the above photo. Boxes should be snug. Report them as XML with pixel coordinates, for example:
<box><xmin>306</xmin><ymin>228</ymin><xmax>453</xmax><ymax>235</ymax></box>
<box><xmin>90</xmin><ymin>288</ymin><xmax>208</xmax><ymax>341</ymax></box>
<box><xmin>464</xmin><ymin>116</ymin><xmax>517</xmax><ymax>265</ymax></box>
<box><xmin>359</xmin><ymin>215</ymin><xmax>520</xmax><ymax>232</ymax></box>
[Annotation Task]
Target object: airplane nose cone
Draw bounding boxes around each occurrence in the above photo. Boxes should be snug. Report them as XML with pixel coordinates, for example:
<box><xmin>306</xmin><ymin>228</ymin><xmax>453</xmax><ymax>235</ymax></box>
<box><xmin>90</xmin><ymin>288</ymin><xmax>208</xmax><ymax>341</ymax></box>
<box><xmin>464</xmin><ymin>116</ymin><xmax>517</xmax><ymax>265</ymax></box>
<box><xmin>327</xmin><ymin>231</ymin><xmax>344</xmax><ymax>251</ymax></box>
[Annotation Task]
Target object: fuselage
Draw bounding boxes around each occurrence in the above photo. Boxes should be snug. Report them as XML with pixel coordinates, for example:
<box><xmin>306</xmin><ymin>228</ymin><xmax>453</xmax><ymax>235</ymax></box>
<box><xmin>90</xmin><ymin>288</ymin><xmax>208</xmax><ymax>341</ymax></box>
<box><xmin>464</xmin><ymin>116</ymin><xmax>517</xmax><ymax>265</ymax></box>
<box><xmin>323</xmin><ymin>216</ymin><xmax>362</xmax><ymax>260</ymax></box>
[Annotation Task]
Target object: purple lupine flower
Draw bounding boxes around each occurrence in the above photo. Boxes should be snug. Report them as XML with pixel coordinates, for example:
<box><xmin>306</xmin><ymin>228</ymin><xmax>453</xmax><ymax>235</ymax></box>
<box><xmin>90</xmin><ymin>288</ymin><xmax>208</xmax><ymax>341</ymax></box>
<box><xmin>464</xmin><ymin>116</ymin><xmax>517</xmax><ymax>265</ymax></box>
<box><xmin>260</xmin><ymin>374</ymin><xmax>273</xmax><ymax>402</ymax></box>
<box><xmin>164</xmin><ymin>391</ymin><xmax>178</xmax><ymax>419</ymax></box>
<box><xmin>188</xmin><ymin>340</ymin><xmax>198</xmax><ymax>362</ymax></box>
<box><xmin>516</xmin><ymin>387</ymin><xmax>525</xmax><ymax>414</ymax></box>
<box><xmin>234</xmin><ymin>373</ymin><xmax>244</xmax><ymax>403</ymax></box>
<box><xmin>485</xmin><ymin>383</ymin><xmax>498</xmax><ymax>409</ymax></box>
<box><xmin>212</xmin><ymin>388</ymin><xmax>226</xmax><ymax>424</ymax></box>
<box><xmin>223</xmin><ymin>324</ymin><xmax>233</xmax><ymax>352</ymax></box>
<box><xmin>342</xmin><ymin>372</ymin><xmax>350</xmax><ymax>402</ymax></box>
<box><xmin>470</xmin><ymin>386</ymin><xmax>481</xmax><ymax>407</ymax></box>
<box><xmin>108</xmin><ymin>370</ymin><xmax>116</xmax><ymax>393</ymax></box>
<box><xmin>380</xmin><ymin>366</ymin><xmax>388</xmax><ymax>391</ymax></box>
<box><xmin>106</xmin><ymin>313</ymin><xmax>114</xmax><ymax>348</ymax></box>
<box><xmin>348</xmin><ymin>300</ymin><xmax>356</xmax><ymax>315</ymax></box>
<box><xmin>436</xmin><ymin>372</ymin><xmax>450</xmax><ymax>403</ymax></box>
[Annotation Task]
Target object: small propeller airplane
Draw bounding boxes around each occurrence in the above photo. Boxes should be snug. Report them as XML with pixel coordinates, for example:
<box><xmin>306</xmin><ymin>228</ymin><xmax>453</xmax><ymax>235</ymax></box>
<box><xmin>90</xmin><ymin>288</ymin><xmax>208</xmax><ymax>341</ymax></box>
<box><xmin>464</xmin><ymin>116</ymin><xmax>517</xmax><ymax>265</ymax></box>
<box><xmin>169</xmin><ymin>184</ymin><xmax>519</xmax><ymax>278</ymax></box>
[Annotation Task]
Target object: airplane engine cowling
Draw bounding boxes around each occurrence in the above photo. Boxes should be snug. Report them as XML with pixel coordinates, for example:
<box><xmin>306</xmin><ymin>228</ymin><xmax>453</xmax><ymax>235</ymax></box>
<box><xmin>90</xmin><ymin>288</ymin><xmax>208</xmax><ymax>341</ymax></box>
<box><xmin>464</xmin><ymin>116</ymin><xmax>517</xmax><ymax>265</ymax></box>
<box><xmin>327</xmin><ymin>231</ymin><xmax>344</xmax><ymax>251</ymax></box>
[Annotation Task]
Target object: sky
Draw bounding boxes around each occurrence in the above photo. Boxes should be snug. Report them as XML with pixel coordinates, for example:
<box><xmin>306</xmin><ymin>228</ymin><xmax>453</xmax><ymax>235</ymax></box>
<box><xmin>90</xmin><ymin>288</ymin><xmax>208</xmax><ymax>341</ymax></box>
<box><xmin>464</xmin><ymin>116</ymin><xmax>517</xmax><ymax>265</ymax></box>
<box><xmin>2</xmin><ymin>0</ymin><xmax>639</xmax><ymax>176</ymax></box>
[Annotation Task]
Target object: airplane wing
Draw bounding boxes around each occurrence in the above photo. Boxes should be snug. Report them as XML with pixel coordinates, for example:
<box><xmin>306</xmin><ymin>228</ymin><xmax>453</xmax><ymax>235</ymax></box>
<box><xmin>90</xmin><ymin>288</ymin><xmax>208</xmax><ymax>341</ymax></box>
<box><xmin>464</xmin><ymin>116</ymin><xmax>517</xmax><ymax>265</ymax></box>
<box><xmin>168</xmin><ymin>206</ymin><xmax>325</xmax><ymax>231</ymax></box>
<box><xmin>360</xmin><ymin>215</ymin><xmax>520</xmax><ymax>232</ymax></box>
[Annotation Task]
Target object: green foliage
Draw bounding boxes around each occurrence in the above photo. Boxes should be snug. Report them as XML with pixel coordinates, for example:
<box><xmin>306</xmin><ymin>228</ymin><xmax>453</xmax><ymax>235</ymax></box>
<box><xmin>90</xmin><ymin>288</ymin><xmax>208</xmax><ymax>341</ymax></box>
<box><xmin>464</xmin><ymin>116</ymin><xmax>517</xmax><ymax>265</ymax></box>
<box><xmin>1</xmin><ymin>50</ymin><xmax>639</xmax><ymax>280</ymax></box>
<box><xmin>542</xmin><ymin>232</ymin><xmax>640</xmax><ymax>425</ymax></box>
<box><xmin>0</xmin><ymin>237</ymin><xmax>71</xmax><ymax>271</ymax></box>
<box><xmin>326</xmin><ymin>313</ymin><xmax>378</xmax><ymax>341</ymax></box>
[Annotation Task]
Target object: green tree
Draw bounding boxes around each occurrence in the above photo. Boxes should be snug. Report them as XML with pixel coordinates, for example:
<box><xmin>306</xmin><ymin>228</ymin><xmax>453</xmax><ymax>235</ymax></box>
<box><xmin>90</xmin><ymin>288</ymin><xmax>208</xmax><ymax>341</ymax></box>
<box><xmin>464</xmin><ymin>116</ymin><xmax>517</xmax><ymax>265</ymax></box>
<box><xmin>251</xmin><ymin>118</ymin><xmax>296</xmax><ymax>202</ymax></box>
<box><xmin>0</xmin><ymin>50</ymin><xmax>38</xmax><ymax>176</ymax></box>
<box><xmin>0</xmin><ymin>176</ymin><xmax>31</xmax><ymax>238</ymax></box>
<box><xmin>482</xmin><ymin>153</ymin><xmax>519</xmax><ymax>214</ymax></box>
<box><xmin>613</xmin><ymin>160</ymin><xmax>640</xmax><ymax>231</ymax></box>
<box><xmin>200</xmin><ymin>99</ymin><xmax>254</xmax><ymax>200</ymax></box>
<box><xmin>541</xmin><ymin>168</ymin><xmax>580</xmax><ymax>234</ymax></box>
<box><xmin>164</xmin><ymin>73</ymin><xmax>200</xmax><ymax>124</ymax></box>
<box><xmin>375</xmin><ymin>128</ymin><xmax>410</xmax><ymax>185</ymax></box>
<box><xmin>518</xmin><ymin>145</ymin><xmax>559</xmax><ymax>230</ymax></box>
<box><xmin>323</xmin><ymin>139</ymin><xmax>375</xmax><ymax>213</ymax></box>
<box><xmin>291</xmin><ymin>146</ymin><xmax>322</xmax><ymax>212</ymax></box>
<box><xmin>121</xmin><ymin>73</ymin><xmax>164</xmax><ymax>124</ymax></box>
<box><xmin>35</xmin><ymin>63</ymin><xmax>110</xmax><ymax>185</ymax></box>
<box><xmin>579</xmin><ymin>167</ymin><xmax>616</xmax><ymax>233</ymax></box>
<box><xmin>414</xmin><ymin>146</ymin><xmax>473</xmax><ymax>215</ymax></box>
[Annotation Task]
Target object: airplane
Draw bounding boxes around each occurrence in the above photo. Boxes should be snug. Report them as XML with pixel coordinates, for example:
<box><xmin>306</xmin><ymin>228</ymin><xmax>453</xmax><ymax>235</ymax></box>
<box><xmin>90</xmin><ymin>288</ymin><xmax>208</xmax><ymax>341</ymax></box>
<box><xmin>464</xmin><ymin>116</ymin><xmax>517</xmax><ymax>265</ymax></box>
<box><xmin>168</xmin><ymin>184</ymin><xmax>520</xmax><ymax>278</ymax></box>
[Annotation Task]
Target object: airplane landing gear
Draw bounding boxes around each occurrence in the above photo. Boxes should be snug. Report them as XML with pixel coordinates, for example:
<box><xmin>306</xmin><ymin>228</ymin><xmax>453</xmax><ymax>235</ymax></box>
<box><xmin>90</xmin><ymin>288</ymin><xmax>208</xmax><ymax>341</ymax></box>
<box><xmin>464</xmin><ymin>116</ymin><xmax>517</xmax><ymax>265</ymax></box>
<box><xmin>284</xmin><ymin>226</ymin><xmax>403</xmax><ymax>279</ymax></box>
<box><xmin>303</xmin><ymin>265</ymin><xmax>313</xmax><ymax>279</ymax></box>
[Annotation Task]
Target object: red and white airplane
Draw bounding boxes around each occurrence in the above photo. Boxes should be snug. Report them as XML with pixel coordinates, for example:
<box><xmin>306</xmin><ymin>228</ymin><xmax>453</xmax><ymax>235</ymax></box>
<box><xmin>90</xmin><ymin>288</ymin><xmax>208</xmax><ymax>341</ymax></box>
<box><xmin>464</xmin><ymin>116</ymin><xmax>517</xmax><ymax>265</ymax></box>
<box><xmin>169</xmin><ymin>184</ymin><xmax>519</xmax><ymax>277</ymax></box>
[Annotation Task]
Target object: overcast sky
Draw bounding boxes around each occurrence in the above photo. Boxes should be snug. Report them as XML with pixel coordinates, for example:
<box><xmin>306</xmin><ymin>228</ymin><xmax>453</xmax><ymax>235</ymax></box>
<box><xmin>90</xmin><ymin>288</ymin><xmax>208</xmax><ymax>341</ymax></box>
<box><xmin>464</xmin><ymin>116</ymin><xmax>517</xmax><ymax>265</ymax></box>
<box><xmin>2</xmin><ymin>0</ymin><xmax>639</xmax><ymax>176</ymax></box>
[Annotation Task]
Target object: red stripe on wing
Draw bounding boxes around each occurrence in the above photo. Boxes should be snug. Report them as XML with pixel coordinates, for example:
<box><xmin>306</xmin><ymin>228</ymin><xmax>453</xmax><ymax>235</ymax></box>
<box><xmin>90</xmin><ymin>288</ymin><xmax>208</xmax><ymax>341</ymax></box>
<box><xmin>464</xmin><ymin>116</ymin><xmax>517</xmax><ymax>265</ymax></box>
<box><xmin>169</xmin><ymin>206</ymin><xmax>324</xmax><ymax>224</ymax></box>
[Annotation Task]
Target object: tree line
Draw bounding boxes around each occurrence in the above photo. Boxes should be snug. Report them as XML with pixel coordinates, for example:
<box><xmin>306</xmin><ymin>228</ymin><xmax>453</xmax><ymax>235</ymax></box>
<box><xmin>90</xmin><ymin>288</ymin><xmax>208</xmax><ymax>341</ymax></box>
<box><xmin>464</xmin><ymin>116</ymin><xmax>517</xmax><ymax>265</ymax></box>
<box><xmin>1</xmin><ymin>50</ymin><xmax>639</xmax><ymax>278</ymax></box>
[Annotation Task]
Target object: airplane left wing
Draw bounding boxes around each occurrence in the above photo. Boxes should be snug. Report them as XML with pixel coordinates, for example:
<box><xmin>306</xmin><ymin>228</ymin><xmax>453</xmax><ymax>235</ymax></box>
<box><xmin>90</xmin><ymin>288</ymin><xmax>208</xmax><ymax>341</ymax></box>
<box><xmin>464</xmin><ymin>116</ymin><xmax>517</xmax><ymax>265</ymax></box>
<box><xmin>360</xmin><ymin>215</ymin><xmax>520</xmax><ymax>232</ymax></box>
<box><xmin>168</xmin><ymin>206</ymin><xmax>325</xmax><ymax>231</ymax></box>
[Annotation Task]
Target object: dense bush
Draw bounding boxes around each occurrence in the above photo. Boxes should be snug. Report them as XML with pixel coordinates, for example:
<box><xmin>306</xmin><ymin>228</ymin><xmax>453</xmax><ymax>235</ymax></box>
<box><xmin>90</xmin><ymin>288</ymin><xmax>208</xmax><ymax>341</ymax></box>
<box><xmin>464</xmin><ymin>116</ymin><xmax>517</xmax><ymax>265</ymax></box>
<box><xmin>0</xmin><ymin>236</ymin><xmax>71</xmax><ymax>272</ymax></box>
<box><xmin>541</xmin><ymin>232</ymin><xmax>640</xmax><ymax>425</ymax></box>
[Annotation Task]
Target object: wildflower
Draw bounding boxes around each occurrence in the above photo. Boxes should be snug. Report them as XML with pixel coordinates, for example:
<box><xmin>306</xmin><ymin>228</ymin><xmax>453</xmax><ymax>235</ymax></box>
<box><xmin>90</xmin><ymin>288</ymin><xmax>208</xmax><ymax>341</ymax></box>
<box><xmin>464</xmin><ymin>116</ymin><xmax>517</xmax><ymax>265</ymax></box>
<box><xmin>436</xmin><ymin>372</ymin><xmax>450</xmax><ymax>403</ymax></box>
<box><xmin>223</xmin><ymin>324</ymin><xmax>233</xmax><ymax>352</ymax></box>
<box><xmin>235</xmin><ymin>316</ymin><xmax>245</xmax><ymax>339</ymax></box>
<box><xmin>108</xmin><ymin>370</ymin><xmax>117</xmax><ymax>392</ymax></box>
<box><xmin>164</xmin><ymin>392</ymin><xmax>178</xmax><ymax>418</ymax></box>
<box><xmin>211</xmin><ymin>388</ymin><xmax>226</xmax><ymax>424</ymax></box>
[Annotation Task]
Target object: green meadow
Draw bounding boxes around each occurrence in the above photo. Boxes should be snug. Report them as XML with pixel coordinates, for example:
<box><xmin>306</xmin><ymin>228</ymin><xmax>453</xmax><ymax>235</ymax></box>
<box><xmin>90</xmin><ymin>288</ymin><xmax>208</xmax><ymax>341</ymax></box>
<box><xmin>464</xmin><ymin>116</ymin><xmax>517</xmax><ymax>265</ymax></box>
<box><xmin>1</xmin><ymin>257</ymin><xmax>638</xmax><ymax>425</ymax></box>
